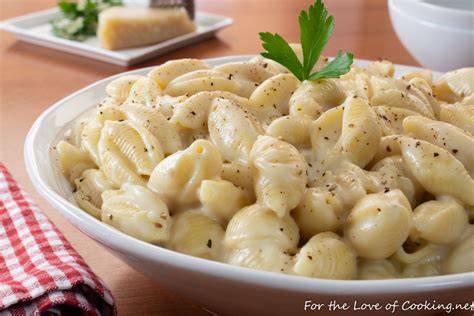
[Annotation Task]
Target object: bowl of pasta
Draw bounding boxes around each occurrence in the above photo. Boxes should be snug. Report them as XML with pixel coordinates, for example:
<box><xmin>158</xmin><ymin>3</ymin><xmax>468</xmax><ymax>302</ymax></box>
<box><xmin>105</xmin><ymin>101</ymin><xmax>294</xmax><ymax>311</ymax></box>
<box><xmin>24</xmin><ymin>52</ymin><xmax>474</xmax><ymax>315</ymax></box>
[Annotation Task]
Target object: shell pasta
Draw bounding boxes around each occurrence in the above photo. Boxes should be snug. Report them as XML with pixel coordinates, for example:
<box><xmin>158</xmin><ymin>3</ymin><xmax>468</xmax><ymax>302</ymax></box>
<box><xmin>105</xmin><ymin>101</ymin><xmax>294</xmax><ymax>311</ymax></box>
<box><xmin>56</xmin><ymin>50</ymin><xmax>474</xmax><ymax>280</ymax></box>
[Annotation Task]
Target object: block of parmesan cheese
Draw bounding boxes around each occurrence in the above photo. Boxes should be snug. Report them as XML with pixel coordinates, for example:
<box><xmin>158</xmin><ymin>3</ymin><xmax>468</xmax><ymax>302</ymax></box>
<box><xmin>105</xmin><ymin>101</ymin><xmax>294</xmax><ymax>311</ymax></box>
<box><xmin>98</xmin><ymin>7</ymin><xmax>196</xmax><ymax>50</ymax></box>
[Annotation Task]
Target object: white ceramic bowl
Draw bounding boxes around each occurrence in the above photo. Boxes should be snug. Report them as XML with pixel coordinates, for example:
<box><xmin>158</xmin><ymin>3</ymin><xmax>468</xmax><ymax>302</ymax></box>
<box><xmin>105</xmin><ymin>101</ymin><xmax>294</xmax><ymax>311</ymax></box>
<box><xmin>389</xmin><ymin>0</ymin><xmax>474</xmax><ymax>72</ymax></box>
<box><xmin>25</xmin><ymin>56</ymin><xmax>474</xmax><ymax>316</ymax></box>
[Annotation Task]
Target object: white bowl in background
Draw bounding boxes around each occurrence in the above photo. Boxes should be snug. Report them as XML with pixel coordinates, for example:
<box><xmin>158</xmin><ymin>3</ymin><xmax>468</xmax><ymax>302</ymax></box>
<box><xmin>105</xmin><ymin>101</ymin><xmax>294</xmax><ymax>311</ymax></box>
<box><xmin>424</xmin><ymin>0</ymin><xmax>474</xmax><ymax>12</ymax></box>
<box><xmin>389</xmin><ymin>0</ymin><xmax>474</xmax><ymax>72</ymax></box>
<box><xmin>25</xmin><ymin>56</ymin><xmax>474</xmax><ymax>316</ymax></box>
<box><xmin>392</xmin><ymin>0</ymin><xmax>473</xmax><ymax>29</ymax></box>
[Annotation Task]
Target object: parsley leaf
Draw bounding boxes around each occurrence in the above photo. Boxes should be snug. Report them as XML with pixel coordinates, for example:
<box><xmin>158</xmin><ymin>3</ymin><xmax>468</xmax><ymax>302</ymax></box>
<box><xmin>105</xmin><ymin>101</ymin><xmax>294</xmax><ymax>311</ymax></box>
<box><xmin>52</xmin><ymin>0</ymin><xmax>122</xmax><ymax>42</ymax></box>
<box><xmin>58</xmin><ymin>1</ymin><xmax>79</xmax><ymax>17</ymax></box>
<box><xmin>259</xmin><ymin>32</ymin><xmax>305</xmax><ymax>81</ymax></box>
<box><xmin>299</xmin><ymin>0</ymin><xmax>334</xmax><ymax>79</ymax></box>
<box><xmin>259</xmin><ymin>0</ymin><xmax>353</xmax><ymax>82</ymax></box>
<box><xmin>308</xmin><ymin>50</ymin><xmax>354</xmax><ymax>81</ymax></box>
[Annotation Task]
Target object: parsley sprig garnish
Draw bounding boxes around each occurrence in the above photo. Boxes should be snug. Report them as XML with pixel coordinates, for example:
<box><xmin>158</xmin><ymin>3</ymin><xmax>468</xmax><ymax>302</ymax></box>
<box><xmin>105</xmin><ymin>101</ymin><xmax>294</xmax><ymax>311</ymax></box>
<box><xmin>259</xmin><ymin>0</ymin><xmax>353</xmax><ymax>82</ymax></box>
<box><xmin>52</xmin><ymin>0</ymin><xmax>122</xmax><ymax>42</ymax></box>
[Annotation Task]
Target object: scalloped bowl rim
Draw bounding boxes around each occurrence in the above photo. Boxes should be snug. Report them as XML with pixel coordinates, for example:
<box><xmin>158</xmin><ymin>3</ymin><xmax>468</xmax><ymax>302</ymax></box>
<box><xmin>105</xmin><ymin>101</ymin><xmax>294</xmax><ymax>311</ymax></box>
<box><xmin>24</xmin><ymin>55</ymin><xmax>474</xmax><ymax>297</ymax></box>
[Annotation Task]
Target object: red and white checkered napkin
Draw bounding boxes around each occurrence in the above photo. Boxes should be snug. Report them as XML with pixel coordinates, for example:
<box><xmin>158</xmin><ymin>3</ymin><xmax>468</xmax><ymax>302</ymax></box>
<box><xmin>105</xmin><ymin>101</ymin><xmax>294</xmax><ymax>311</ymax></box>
<box><xmin>0</xmin><ymin>163</ymin><xmax>116</xmax><ymax>316</ymax></box>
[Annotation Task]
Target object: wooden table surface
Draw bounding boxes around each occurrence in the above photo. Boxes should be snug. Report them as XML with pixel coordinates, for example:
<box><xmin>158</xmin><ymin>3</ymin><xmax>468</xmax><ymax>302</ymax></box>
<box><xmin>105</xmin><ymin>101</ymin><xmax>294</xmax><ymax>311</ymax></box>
<box><xmin>0</xmin><ymin>1</ymin><xmax>419</xmax><ymax>315</ymax></box>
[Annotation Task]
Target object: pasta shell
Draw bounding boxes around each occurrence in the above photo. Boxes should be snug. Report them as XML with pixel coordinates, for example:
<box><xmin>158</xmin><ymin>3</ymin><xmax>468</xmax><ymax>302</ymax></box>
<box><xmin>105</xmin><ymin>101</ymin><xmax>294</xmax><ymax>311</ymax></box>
<box><xmin>309</xmin><ymin>105</ymin><xmax>344</xmax><ymax>168</ymax></box>
<box><xmin>401</xmin><ymin>262</ymin><xmax>442</xmax><ymax>278</ymax></box>
<box><xmin>248</xmin><ymin>55</ymin><xmax>291</xmax><ymax>75</ymax></box>
<box><xmin>403</xmin><ymin>116</ymin><xmax>474</xmax><ymax>174</ymax></box>
<box><xmin>439</xmin><ymin>102</ymin><xmax>474</xmax><ymax>136</ymax></box>
<box><xmin>370</xmin><ymin>155</ymin><xmax>425</xmax><ymax>206</ymax></box>
<box><xmin>358</xmin><ymin>259</ymin><xmax>400</xmax><ymax>280</ymax></box>
<box><xmin>289</xmin><ymin>79</ymin><xmax>345</xmax><ymax>119</ymax></box>
<box><xmin>338</xmin><ymin>72</ymin><xmax>372</xmax><ymax>100</ymax></box>
<box><xmin>411</xmin><ymin>197</ymin><xmax>468</xmax><ymax>245</ymax></box>
<box><xmin>398</xmin><ymin>137</ymin><xmax>474</xmax><ymax>205</ymax></box>
<box><xmin>148</xmin><ymin>139</ymin><xmax>222</xmax><ymax>211</ymax></box>
<box><xmin>106</xmin><ymin>75</ymin><xmax>143</xmax><ymax>104</ymax></box>
<box><xmin>433</xmin><ymin>68</ymin><xmax>474</xmax><ymax>103</ymax></box>
<box><xmin>214</xmin><ymin>61</ymin><xmax>273</xmax><ymax>83</ymax></box>
<box><xmin>79</xmin><ymin>104</ymin><xmax>126</xmax><ymax>167</ymax></box>
<box><xmin>393</xmin><ymin>242</ymin><xmax>446</xmax><ymax>278</ymax></box>
<box><xmin>198</xmin><ymin>179</ymin><xmax>251</xmax><ymax>224</ymax></box>
<box><xmin>125</xmin><ymin>77</ymin><xmax>161</xmax><ymax>107</ymax></box>
<box><xmin>98</xmin><ymin>121</ymin><xmax>164</xmax><ymax>187</ymax></box>
<box><xmin>74</xmin><ymin>169</ymin><xmax>114</xmax><ymax>219</ymax></box>
<box><xmin>323</xmin><ymin>162</ymin><xmax>377</xmax><ymax>206</ymax></box>
<box><xmin>266</xmin><ymin>115</ymin><xmax>312</xmax><ymax>147</ymax></box>
<box><xmin>339</xmin><ymin>65</ymin><xmax>366</xmax><ymax>81</ymax></box>
<box><xmin>307</xmin><ymin>161</ymin><xmax>376</xmax><ymax>211</ymax></box>
<box><xmin>56</xmin><ymin>141</ymin><xmax>96</xmax><ymax>183</ymax></box>
<box><xmin>178</xmin><ymin>127</ymin><xmax>210</xmax><ymax>149</ymax></box>
<box><xmin>374</xmin><ymin>106</ymin><xmax>421</xmax><ymax>136</ymax></box>
<box><xmin>398</xmin><ymin>70</ymin><xmax>433</xmax><ymax>86</ymax></box>
<box><xmin>370</xmin><ymin>135</ymin><xmax>402</xmax><ymax>164</ymax></box>
<box><xmin>370</xmin><ymin>76</ymin><xmax>435</xmax><ymax>119</ymax></box>
<box><xmin>148</xmin><ymin>58</ymin><xmax>211</xmax><ymax>89</ymax></box>
<box><xmin>95</xmin><ymin>103</ymin><xmax>126</xmax><ymax>124</ymax></box>
<box><xmin>442</xmin><ymin>227</ymin><xmax>474</xmax><ymax>274</ymax></box>
<box><xmin>248</xmin><ymin>74</ymin><xmax>300</xmax><ymax>125</ymax></box>
<box><xmin>372</xmin><ymin>88</ymin><xmax>435</xmax><ymax>119</ymax></box>
<box><xmin>340</xmin><ymin>95</ymin><xmax>381</xmax><ymax>168</ymax></box>
<box><xmin>309</xmin><ymin>97</ymin><xmax>381</xmax><ymax>173</ymax></box>
<box><xmin>250</xmin><ymin>136</ymin><xmax>307</xmax><ymax>217</ymax></box>
<box><xmin>460</xmin><ymin>93</ymin><xmax>474</xmax><ymax>106</ymax></box>
<box><xmin>209</xmin><ymin>98</ymin><xmax>263</xmax><ymax>164</ymax></box>
<box><xmin>167</xmin><ymin>209</ymin><xmax>225</xmax><ymax>261</ymax></box>
<box><xmin>345</xmin><ymin>189</ymin><xmax>412</xmax><ymax>259</ymax></box>
<box><xmin>102</xmin><ymin>184</ymin><xmax>171</xmax><ymax>244</ymax></box>
<box><xmin>365</xmin><ymin>60</ymin><xmax>394</xmax><ymax>78</ymax></box>
<box><xmin>122</xmin><ymin>103</ymin><xmax>182</xmax><ymax>155</ymax></box>
<box><xmin>171</xmin><ymin>91</ymin><xmax>250</xmax><ymax>130</ymax></box>
<box><xmin>408</xmin><ymin>77</ymin><xmax>440</xmax><ymax>119</ymax></box>
<box><xmin>225</xmin><ymin>204</ymin><xmax>299</xmax><ymax>253</ymax></box>
<box><xmin>96</xmin><ymin>96</ymin><xmax>121</xmax><ymax>109</ymax></box>
<box><xmin>155</xmin><ymin>94</ymin><xmax>188</xmax><ymax>118</ymax></box>
<box><xmin>66</xmin><ymin>116</ymin><xmax>89</xmax><ymax>147</ymax></box>
<box><xmin>80</xmin><ymin>119</ymin><xmax>103</xmax><ymax>166</ymax></box>
<box><xmin>292</xmin><ymin>187</ymin><xmax>343</xmax><ymax>240</ymax></box>
<box><xmin>293</xmin><ymin>232</ymin><xmax>357</xmax><ymax>280</ymax></box>
<box><xmin>227</xmin><ymin>244</ymin><xmax>292</xmax><ymax>273</ymax></box>
<box><xmin>288</xmin><ymin>83</ymin><xmax>324</xmax><ymax>119</ymax></box>
<box><xmin>165</xmin><ymin>70</ymin><xmax>242</xmax><ymax>97</ymax></box>
<box><xmin>221</xmin><ymin>163</ymin><xmax>255</xmax><ymax>199</ymax></box>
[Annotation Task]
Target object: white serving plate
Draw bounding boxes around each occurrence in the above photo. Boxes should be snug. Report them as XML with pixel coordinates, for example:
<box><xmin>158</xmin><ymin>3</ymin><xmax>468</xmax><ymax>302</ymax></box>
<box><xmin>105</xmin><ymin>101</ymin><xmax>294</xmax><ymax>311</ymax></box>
<box><xmin>0</xmin><ymin>8</ymin><xmax>233</xmax><ymax>66</ymax></box>
<box><xmin>24</xmin><ymin>56</ymin><xmax>474</xmax><ymax>316</ymax></box>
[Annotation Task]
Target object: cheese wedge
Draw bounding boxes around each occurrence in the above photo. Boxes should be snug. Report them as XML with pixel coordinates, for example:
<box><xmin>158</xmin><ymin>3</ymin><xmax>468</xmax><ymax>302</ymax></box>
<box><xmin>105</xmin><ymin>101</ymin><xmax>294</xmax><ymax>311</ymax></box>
<box><xmin>98</xmin><ymin>7</ymin><xmax>196</xmax><ymax>50</ymax></box>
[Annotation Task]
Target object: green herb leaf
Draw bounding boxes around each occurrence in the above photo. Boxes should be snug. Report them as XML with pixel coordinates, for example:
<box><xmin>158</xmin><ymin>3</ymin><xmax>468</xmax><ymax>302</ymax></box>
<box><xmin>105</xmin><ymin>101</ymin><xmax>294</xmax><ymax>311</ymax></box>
<box><xmin>259</xmin><ymin>0</ymin><xmax>353</xmax><ymax>82</ymax></box>
<box><xmin>52</xmin><ymin>0</ymin><xmax>122</xmax><ymax>42</ymax></box>
<box><xmin>259</xmin><ymin>32</ymin><xmax>305</xmax><ymax>81</ymax></box>
<box><xmin>308</xmin><ymin>50</ymin><xmax>354</xmax><ymax>81</ymax></box>
<box><xmin>299</xmin><ymin>0</ymin><xmax>334</xmax><ymax>79</ymax></box>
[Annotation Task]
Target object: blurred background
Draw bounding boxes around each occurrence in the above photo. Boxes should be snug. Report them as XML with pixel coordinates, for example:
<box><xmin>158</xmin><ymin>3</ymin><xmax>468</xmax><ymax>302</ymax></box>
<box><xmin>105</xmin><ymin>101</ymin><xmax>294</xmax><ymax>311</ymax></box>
<box><xmin>0</xmin><ymin>0</ymin><xmax>418</xmax><ymax>70</ymax></box>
